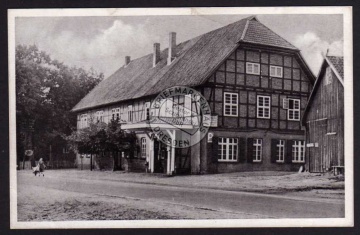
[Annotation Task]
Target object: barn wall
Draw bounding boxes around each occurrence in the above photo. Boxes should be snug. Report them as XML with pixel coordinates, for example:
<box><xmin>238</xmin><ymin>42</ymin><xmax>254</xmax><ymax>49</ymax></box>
<box><xmin>305</xmin><ymin>63</ymin><xmax>344</xmax><ymax>172</ymax></box>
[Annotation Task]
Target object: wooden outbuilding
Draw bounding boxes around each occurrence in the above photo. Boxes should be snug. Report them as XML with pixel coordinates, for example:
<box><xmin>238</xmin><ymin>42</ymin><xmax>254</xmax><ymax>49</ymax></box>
<box><xmin>302</xmin><ymin>55</ymin><xmax>344</xmax><ymax>173</ymax></box>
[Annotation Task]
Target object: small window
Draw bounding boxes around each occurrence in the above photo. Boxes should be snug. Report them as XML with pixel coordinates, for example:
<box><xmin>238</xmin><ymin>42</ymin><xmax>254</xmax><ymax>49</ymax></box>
<box><xmin>111</xmin><ymin>109</ymin><xmax>116</xmax><ymax>120</ymax></box>
<box><xmin>224</xmin><ymin>92</ymin><xmax>238</xmax><ymax>117</ymax></box>
<box><xmin>141</xmin><ymin>138</ymin><xmax>147</xmax><ymax>158</ymax></box>
<box><xmin>288</xmin><ymin>99</ymin><xmax>300</xmax><ymax>121</ymax></box>
<box><xmin>246</xmin><ymin>62</ymin><xmax>260</xmax><ymax>75</ymax></box>
<box><xmin>257</xmin><ymin>96</ymin><xmax>271</xmax><ymax>119</ymax></box>
<box><xmin>218</xmin><ymin>138</ymin><xmax>238</xmax><ymax>162</ymax></box>
<box><xmin>276</xmin><ymin>140</ymin><xmax>285</xmax><ymax>162</ymax></box>
<box><xmin>112</xmin><ymin>108</ymin><xmax>120</xmax><ymax>121</ymax></box>
<box><xmin>63</xmin><ymin>147</ymin><xmax>69</xmax><ymax>154</ymax></box>
<box><xmin>145</xmin><ymin>102</ymin><xmax>150</xmax><ymax>120</ymax></box>
<box><xmin>292</xmin><ymin>140</ymin><xmax>305</xmax><ymax>163</ymax></box>
<box><xmin>96</xmin><ymin>111</ymin><xmax>104</xmax><ymax>123</ymax></box>
<box><xmin>270</xmin><ymin>65</ymin><xmax>283</xmax><ymax>78</ymax></box>
<box><xmin>80</xmin><ymin>114</ymin><xmax>88</xmax><ymax>128</ymax></box>
<box><xmin>253</xmin><ymin>139</ymin><xmax>262</xmax><ymax>162</ymax></box>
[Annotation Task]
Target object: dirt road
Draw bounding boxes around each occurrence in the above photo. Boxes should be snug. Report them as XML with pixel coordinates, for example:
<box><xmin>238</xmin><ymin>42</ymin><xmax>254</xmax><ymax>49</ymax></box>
<box><xmin>17</xmin><ymin>170</ymin><xmax>344</xmax><ymax>221</ymax></box>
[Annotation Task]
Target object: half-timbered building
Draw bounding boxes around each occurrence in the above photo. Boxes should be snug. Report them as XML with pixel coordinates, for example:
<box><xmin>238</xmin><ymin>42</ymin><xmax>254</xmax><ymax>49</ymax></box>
<box><xmin>72</xmin><ymin>16</ymin><xmax>315</xmax><ymax>174</ymax></box>
<box><xmin>302</xmin><ymin>55</ymin><xmax>344</xmax><ymax>173</ymax></box>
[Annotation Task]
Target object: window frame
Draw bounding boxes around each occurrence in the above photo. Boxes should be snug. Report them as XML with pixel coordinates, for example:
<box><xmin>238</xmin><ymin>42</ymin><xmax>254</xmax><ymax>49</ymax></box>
<box><xmin>292</xmin><ymin>140</ymin><xmax>305</xmax><ymax>163</ymax></box>
<box><xmin>270</xmin><ymin>65</ymin><xmax>283</xmax><ymax>78</ymax></box>
<box><xmin>246</xmin><ymin>62</ymin><xmax>260</xmax><ymax>75</ymax></box>
<box><xmin>276</xmin><ymin>140</ymin><xmax>285</xmax><ymax>163</ymax></box>
<box><xmin>223</xmin><ymin>92</ymin><xmax>239</xmax><ymax>117</ymax></box>
<box><xmin>96</xmin><ymin>110</ymin><xmax>104</xmax><ymax>123</ymax></box>
<box><xmin>141</xmin><ymin>137</ymin><xmax>147</xmax><ymax>158</ymax></box>
<box><xmin>112</xmin><ymin>108</ymin><xmax>121</xmax><ymax>121</ymax></box>
<box><xmin>252</xmin><ymin>138</ymin><xmax>262</xmax><ymax>162</ymax></box>
<box><xmin>257</xmin><ymin>95</ymin><xmax>271</xmax><ymax>119</ymax></box>
<box><xmin>80</xmin><ymin>114</ymin><xmax>88</xmax><ymax>128</ymax></box>
<box><xmin>144</xmin><ymin>102</ymin><xmax>150</xmax><ymax>120</ymax></box>
<box><xmin>287</xmin><ymin>98</ymin><xmax>301</xmax><ymax>121</ymax></box>
<box><xmin>218</xmin><ymin>137</ymin><xmax>238</xmax><ymax>162</ymax></box>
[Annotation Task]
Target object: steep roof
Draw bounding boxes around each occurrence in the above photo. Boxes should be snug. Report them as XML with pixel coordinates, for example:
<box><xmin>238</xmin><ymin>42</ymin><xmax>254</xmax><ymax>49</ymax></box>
<box><xmin>72</xmin><ymin>16</ymin><xmax>302</xmax><ymax>112</ymax></box>
<box><xmin>327</xmin><ymin>56</ymin><xmax>344</xmax><ymax>80</ymax></box>
<box><xmin>302</xmin><ymin>55</ymin><xmax>344</xmax><ymax>124</ymax></box>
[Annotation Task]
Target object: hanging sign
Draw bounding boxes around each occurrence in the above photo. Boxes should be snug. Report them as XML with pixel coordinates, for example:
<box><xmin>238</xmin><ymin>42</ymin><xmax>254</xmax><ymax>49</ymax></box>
<box><xmin>208</xmin><ymin>132</ymin><xmax>214</xmax><ymax>143</ymax></box>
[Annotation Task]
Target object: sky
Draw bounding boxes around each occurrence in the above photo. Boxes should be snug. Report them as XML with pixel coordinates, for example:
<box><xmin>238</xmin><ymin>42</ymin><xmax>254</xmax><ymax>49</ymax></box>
<box><xmin>15</xmin><ymin>14</ymin><xmax>343</xmax><ymax>77</ymax></box>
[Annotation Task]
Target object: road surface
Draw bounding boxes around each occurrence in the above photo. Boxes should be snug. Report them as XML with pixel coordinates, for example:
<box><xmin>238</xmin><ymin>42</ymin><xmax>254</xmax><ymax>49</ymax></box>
<box><xmin>17</xmin><ymin>172</ymin><xmax>344</xmax><ymax>219</ymax></box>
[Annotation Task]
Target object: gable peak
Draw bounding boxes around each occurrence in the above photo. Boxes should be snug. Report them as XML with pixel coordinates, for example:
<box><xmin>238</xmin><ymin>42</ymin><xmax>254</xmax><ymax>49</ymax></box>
<box><xmin>247</xmin><ymin>15</ymin><xmax>259</xmax><ymax>22</ymax></box>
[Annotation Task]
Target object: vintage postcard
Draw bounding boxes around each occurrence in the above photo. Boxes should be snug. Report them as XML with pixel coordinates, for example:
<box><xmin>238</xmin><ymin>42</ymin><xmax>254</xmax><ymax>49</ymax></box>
<box><xmin>8</xmin><ymin>7</ymin><xmax>353</xmax><ymax>228</ymax></box>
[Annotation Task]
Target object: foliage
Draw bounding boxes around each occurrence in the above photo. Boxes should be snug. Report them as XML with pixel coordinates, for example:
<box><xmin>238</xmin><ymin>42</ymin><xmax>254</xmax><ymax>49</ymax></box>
<box><xmin>66</xmin><ymin>119</ymin><xmax>137</xmax><ymax>156</ymax></box>
<box><xmin>16</xmin><ymin>44</ymin><xmax>104</xmax><ymax>161</ymax></box>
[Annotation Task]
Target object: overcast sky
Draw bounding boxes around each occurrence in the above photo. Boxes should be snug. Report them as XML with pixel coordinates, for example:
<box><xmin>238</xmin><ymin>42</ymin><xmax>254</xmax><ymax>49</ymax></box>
<box><xmin>15</xmin><ymin>14</ymin><xmax>343</xmax><ymax>77</ymax></box>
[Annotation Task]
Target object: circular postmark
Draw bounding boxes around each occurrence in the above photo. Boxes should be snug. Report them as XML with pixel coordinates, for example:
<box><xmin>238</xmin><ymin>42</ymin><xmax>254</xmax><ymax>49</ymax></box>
<box><xmin>149</xmin><ymin>86</ymin><xmax>211</xmax><ymax>148</ymax></box>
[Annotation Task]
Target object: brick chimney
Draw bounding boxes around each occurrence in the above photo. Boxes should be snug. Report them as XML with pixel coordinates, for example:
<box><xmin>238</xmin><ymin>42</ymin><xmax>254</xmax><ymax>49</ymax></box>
<box><xmin>125</xmin><ymin>56</ymin><xmax>131</xmax><ymax>66</ymax></box>
<box><xmin>167</xmin><ymin>32</ymin><xmax>176</xmax><ymax>65</ymax></box>
<box><xmin>153</xmin><ymin>43</ymin><xmax>160</xmax><ymax>67</ymax></box>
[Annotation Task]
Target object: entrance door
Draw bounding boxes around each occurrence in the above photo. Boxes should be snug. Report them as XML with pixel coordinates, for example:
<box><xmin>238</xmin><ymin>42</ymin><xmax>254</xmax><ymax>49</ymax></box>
<box><xmin>115</xmin><ymin>152</ymin><xmax>122</xmax><ymax>170</ymax></box>
<box><xmin>153</xmin><ymin>140</ymin><xmax>161</xmax><ymax>173</ymax></box>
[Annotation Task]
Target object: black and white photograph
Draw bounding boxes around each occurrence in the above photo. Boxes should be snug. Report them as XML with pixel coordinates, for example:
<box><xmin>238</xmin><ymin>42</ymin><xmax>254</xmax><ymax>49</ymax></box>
<box><xmin>8</xmin><ymin>7</ymin><xmax>353</xmax><ymax>228</ymax></box>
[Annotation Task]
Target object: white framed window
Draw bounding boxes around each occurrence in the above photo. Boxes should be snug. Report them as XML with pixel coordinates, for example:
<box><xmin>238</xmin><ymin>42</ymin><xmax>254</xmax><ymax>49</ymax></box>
<box><xmin>246</xmin><ymin>62</ymin><xmax>260</xmax><ymax>75</ymax></box>
<box><xmin>224</xmin><ymin>92</ymin><xmax>238</xmax><ymax>117</ymax></box>
<box><xmin>128</xmin><ymin>105</ymin><xmax>133</xmax><ymax>122</ymax></box>
<box><xmin>270</xmin><ymin>65</ymin><xmax>283</xmax><ymax>78</ymax></box>
<box><xmin>292</xmin><ymin>140</ymin><xmax>305</xmax><ymax>163</ymax></box>
<box><xmin>112</xmin><ymin>108</ymin><xmax>120</xmax><ymax>121</ymax></box>
<box><xmin>145</xmin><ymin>102</ymin><xmax>150</xmax><ymax>120</ymax></box>
<box><xmin>218</xmin><ymin>138</ymin><xmax>238</xmax><ymax>162</ymax></box>
<box><xmin>257</xmin><ymin>96</ymin><xmax>271</xmax><ymax>119</ymax></box>
<box><xmin>252</xmin><ymin>139</ymin><xmax>262</xmax><ymax>162</ymax></box>
<box><xmin>80</xmin><ymin>114</ymin><xmax>88</xmax><ymax>128</ymax></box>
<box><xmin>288</xmin><ymin>99</ymin><xmax>300</xmax><ymax>121</ymax></box>
<box><xmin>276</xmin><ymin>140</ymin><xmax>285</xmax><ymax>162</ymax></box>
<box><xmin>141</xmin><ymin>137</ymin><xmax>147</xmax><ymax>158</ymax></box>
<box><xmin>96</xmin><ymin>110</ymin><xmax>104</xmax><ymax>123</ymax></box>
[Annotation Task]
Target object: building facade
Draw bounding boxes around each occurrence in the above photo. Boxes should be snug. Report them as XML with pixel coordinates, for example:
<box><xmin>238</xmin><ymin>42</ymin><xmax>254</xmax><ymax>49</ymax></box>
<box><xmin>72</xmin><ymin>16</ymin><xmax>315</xmax><ymax>174</ymax></box>
<box><xmin>302</xmin><ymin>56</ymin><xmax>344</xmax><ymax>173</ymax></box>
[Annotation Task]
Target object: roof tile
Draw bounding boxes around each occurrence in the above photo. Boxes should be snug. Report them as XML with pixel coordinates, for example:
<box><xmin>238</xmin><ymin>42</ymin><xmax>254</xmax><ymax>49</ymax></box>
<box><xmin>72</xmin><ymin>16</ymin><xmax>300</xmax><ymax>112</ymax></box>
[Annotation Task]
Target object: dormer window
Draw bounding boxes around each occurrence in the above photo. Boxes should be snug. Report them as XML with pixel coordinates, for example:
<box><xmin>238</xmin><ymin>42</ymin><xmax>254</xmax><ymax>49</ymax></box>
<box><xmin>270</xmin><ymin>65</ymin><xmax>283</xmax><ymax>78</ymax></box>
<box><xmin>246</xmin><ymin>62</ymin><xmax>260</xmax><ymax>75</ymax></box>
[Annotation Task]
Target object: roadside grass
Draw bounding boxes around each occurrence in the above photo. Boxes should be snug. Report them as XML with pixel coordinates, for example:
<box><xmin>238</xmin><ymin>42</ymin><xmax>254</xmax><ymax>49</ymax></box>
<box><xmin>18</xmin><ymin>199</ymin><xmax>178</xmax><ymax>221</ymax></box>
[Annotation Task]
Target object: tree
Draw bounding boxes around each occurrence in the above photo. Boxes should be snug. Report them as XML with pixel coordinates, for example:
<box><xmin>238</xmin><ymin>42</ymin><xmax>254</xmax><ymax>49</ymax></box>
<box><xmin>67</xmin><ymin>119</ymin><xmax>137</xmax><ymax>171</ymax></box>
<box><xmin>16</xmin><ymin>44</ymin><xmax>104</xmax><ymax>168</ymax></box>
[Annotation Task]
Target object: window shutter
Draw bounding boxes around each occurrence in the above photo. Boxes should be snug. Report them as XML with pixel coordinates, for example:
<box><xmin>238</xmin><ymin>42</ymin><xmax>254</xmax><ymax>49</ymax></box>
<box><xmin>212</xmin><ymin>137</ymin><xmax>219</xmax><ymax>163</ymax></box>
<box><xmin>283</xmin><ymin>98</ymin><xmax>289</xmax><ymax>109</ymax></box>
<box><xmin>271</xmin><ymin>139</ymin><xmax>278</xmax><ymax>163</ymax></box>
<box><xmin>237</xmin><ymin>138</ymin><xmax>246</xmax><ymax>163</ymax></box>
<box><xmin>285</xmin><ymin>140</ymin><xmax>293</xmax><ymax>163</ymax></box>
<box><xmin>247</xmin><ymin>138</ymin><xmax>254</xmax><ymax>163</ymax></box>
